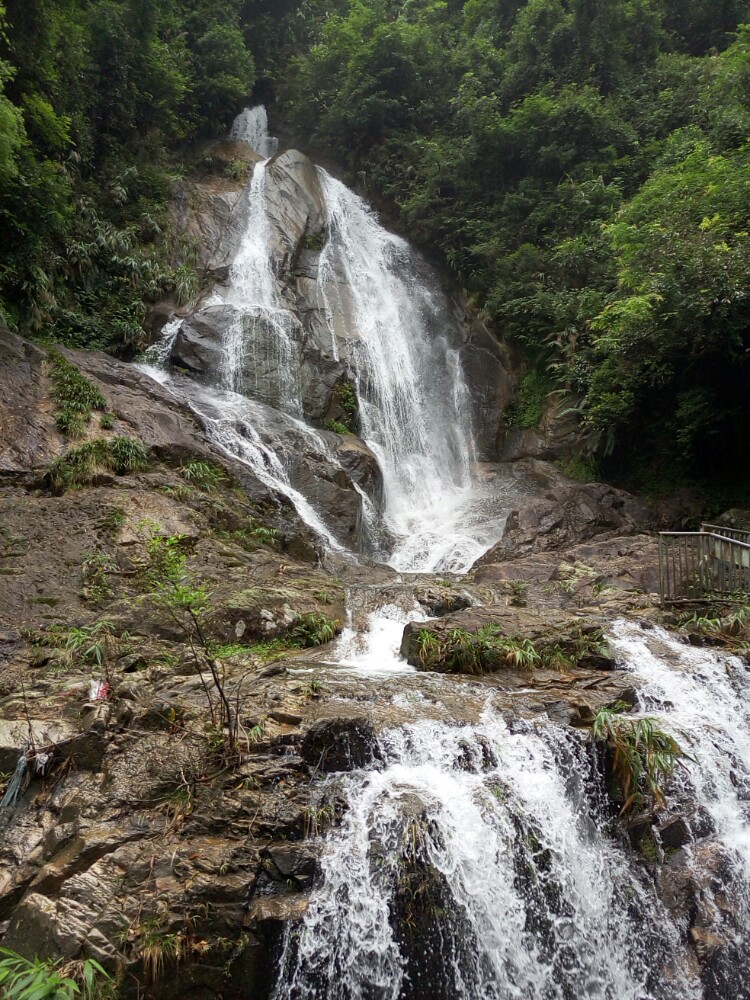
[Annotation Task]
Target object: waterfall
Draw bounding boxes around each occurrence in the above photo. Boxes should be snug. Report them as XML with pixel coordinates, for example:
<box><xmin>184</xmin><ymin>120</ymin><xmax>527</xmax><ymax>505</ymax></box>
<box><xmin>230</xmin><ymin>105</ymin><xmax>279</xmax><ymax>158</ymax></box>
<box><xmin>273</xmin><ymin>710</ymin><xmax>694</xmax><ymax>1000</ymax></box>
<box><xmin>317</xmin><ymin>173</ymin><xmax>489</xmax><ymax>573</ymax></box>
<box><xmin>271</xmin><ymin>625</ymin><xmax>750</xmax><ymax>998</ymax></box>
<box><xmin>610</xmin><ymin>620</ymin><xmax>750</xmax><ymax>875</ymax></box>
<box><xmin>145</xmin><ymin>106</ymin><xmax>511</xmax><ymax>573</ymax></box>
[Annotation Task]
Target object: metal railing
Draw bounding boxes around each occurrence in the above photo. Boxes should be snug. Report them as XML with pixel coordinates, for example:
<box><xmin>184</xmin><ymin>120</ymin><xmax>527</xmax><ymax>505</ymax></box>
<box><xmin>700</xmin><ymin>523</ymin><xmax>750</xmax><ymax>545</ymax></box>
<box><xmin>659</xmin><ymin>528</ymin><xmax>750</xmax><ymax>604</ymax></box>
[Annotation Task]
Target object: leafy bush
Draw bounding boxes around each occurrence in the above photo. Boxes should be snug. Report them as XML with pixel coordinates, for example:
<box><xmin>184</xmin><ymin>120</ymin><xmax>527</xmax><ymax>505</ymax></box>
<box><xmin>0</xmin><ymin>948</ymin><xmax>111</xmax><ymax>999</ymax></box>
<box><xmin>323</xmin><ymin>419</ymin><xmax>352</xmax><ymax>436</ymax></box>
<box><xmin>49</xmin><ymin>437</ymin><xmax>149</xmax><ymax>491</ymax></box>
<box><xmin>290</xmin><ymin>613</ymin><xmax>341</xmax><ymax>647</ymax></box>
<box><xmin>516</xmin><ymin>371</ymin><xmax>553</xmax><ymax>430</ymax></box>
<box><xmin>592</xmin><ymin>705</ymin><xmax>690</xmax><ymax>816</ymax></box>
<box><xmin>416</xmin><ymin>626</ymin><xmax>541</xmax><ymax>674</ymax></box>
<box><xmin>179</xmin><ymin>460</ymin><xmax>227</xmax><ymax>492</ymax></box>
<box><xmin>49</xmin><ymin>351</ymin><xmax>107</xmax><ymax>439</ymax></box>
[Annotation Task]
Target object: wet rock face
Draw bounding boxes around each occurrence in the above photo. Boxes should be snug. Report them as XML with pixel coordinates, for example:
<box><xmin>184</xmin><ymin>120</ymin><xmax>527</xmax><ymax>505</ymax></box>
<box><xmin>168</xmin><ymin>138</ymin><xmax>263</xmax><ymax>289</ymax></box>
<box><xmin>657</xmin><ymin>839</ymin><xmax>747</xmax><ymax>994</ymax></box>
<box><xmin>0</xmin><ymin>325</ymin><xmax>60</xmax><ymax>476</ymax></box>
<box><xmin>300</xmin><ymin>717</ymin><xmax>377</xmax><ymax>772</ymax></box>
<box><xmin>458</xmin><ymin>317</ymin><xmax>516</xmax><ymax>461</ymax></box>
<box><xmin>475</xmin><ymin>461</ymin><xmax>654</xmax><ymax>565</ymax></box>
<box><xmin>498</xmin><ymin>391</ymin><xmax>599</xmax><ymax>464</ymax></box>
<box><xmin>169</xmin><ymin>148</ymin><xmax>343</xmax><ymax>423</ymax></box>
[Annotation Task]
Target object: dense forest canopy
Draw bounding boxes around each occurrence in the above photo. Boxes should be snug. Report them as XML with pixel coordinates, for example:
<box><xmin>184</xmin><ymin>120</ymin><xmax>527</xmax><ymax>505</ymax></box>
<box><xmin>1</xmin><ymin>0</ymin><xmax>749</xmax><ymax>496</ymax></box>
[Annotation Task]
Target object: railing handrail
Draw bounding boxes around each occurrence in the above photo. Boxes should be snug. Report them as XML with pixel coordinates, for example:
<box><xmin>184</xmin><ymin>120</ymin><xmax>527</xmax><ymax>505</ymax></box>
<box><xmin>660</xmin><ymin>530</ymin><xmax>750</xmax><ymax>550</ymax></box>
<box><xmin>700</xmin><ymin>522</ymin><xmax>750</xmax><ymax>541</ymax></box>
<box><xmin>658</xmin><ymin>527</ymin><xmax>750</xmax><ymax>604</ymax></box>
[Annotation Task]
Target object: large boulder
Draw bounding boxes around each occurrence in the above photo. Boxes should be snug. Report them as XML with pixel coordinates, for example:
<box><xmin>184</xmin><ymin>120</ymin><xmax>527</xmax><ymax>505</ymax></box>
<box><xmin>474</xmin><ymin>461</ymin><xmax>653</xmax><ymax>564</ymax></box>
<box><xmin>169</xmin><ymin>148</ymin><xmax>349</xmax><ymax>422</ymax></box>
<box><xmin>499</xmin><ymin>392</ymin><xmax>599</xmax><ymax>463</ymax></box>
<box><xmin>264</xmin><ymin>149</ymin><xmax>327</xmax><ymax>272</ymax></box>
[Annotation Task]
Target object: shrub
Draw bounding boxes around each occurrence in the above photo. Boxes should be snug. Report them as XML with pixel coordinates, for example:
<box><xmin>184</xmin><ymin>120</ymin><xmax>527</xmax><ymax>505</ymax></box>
<box><xmin>324</xmin><ymin>419</ymin><xmax>352</xmax><ymax>436</ymax></box>
<box><xmin>49</xmin><ymin>437</ymin><xmax>149</xmax><ymax>491</ymax></box>
<box><xmin>517</xmin><ymin>370</ymin><xmax>553</xmax><ymax>429</ymax></box>
<box><xmin>179</xmin><ymin>460</ymin><xmax>227</xmax><ymax>492</ymax></box>
<box><xmin>592</xmin><ymin>704</ymin><xmax>691</xmax><ymax>816</ymax></box>
<box><xmin>48</xmin><ymin>350</ymin><xmax>107</xmax><ymax>439</ymax></box>
<box><xmin>416</xmin><ymin>626</ymin><xmax>541</xmax><ymax>674</ymax></box>
<box><xmin>290</xmin><ymin>613</ymin><xmax>341</xmax><ymax>647</ymax></box>
<box><xmin>0</xmin><ymin>948</ymin><xmax>111</xmax><ymax>999</ymax></box>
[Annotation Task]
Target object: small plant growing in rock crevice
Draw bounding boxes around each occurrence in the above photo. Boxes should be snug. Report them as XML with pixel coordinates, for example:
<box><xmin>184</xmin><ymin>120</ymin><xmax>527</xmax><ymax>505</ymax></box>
<box><xmin>138</xmin><ymin>527</ymin><xmax>241</xmax><ymax>756</ymax></box>
<box><xmin>416</xmin><ymin>626</ymin><xmax>540</xmax><ymax>674</ymax></box>
<box><xmin>0</xmin><ymin>948</ymin><xmax>112</xmax><ymax>999</ymax></box>
<box><xmin>180</xmin><ymin>460</ymin><xmax>227</xmax><ymax>493</ymax></box>
<box><xmin>592</xmin><ymin>704</ymin><xmax>691</xmax><ymax>817</ymax></box>
<box><xmin>48</xmin><ymin>349</ymin><xmax>108</xmax><ymax>439</ymax></box>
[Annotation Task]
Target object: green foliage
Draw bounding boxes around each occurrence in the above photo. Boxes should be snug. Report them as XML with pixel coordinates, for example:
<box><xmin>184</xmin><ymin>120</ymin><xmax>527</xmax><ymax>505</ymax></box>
<box><xmin>416</xmin><ymin>622</ymin><xmax>608</xmax><ymax>673</ymax></box>
<box><xmin>180</xmin><ymin>460</ymin><xmax>227</xmax><ymax>492</ymax></box>
<box><xmin>215</xmin><ymin>523</ymin><xmax>280</xmax><ymax>549</ymax></box>
<box><xmin>138</xmin><ymin>525</ymin><xmax>239</xmax><ymax>754</ymax></box>
<box><xmin>516</xmin><ymin>370</ymin><xmax>553</xmax><ymax>429</ymax></box>
<box><xmin>49</xmin><ymin>437</ymin><xmax>149</xmax><ymax>491</ymax></box>
<box><xmin>555</xmin><ymin>454</ymin><xmax>599</xmax><ymax>482</ymax></box>
<box><xmin>416</xmin><ymin>626</ymin><xmax>541</xmax><ymax>674</ymax></box>
<box><xmin>301</xmin><ymin>229</ymin><xmax>328</xmax><ymax>252</ymax></box>
<box><xmin>333</xmin><ymin>381</ymin><xmax>358</xmax><ymax>417</ymax></box>
<box><xmin>0</xmin><ymin>0</ymin><xmax>257</xmax><ymax>348</ymax></box>
<box><xmin>0</xmin><ymin>947</ymin><xmax>111</xmax><ymax>999</ymax></box>
<box><xmin>226</xmin><ymin>158</ymin><xmax>251</xmax><ymax>181</ymax></box>
<box><xmin>48</xmin><ymin>350</ymin><xmax>106</xmax><ymax>439</ymax></box>
<box><xmin>40</xmin><ymin>618</ymin><xmax>127</xmax><ymax>668</ymax></box>
<box><xmin>678</xmin><ymin>601</ymin><xmax>750</xmax><ymax>650</ymax></box>
<box><xmin>324</xmin><ymin>419</ymin><xmax>352</xmax><ymax>435</ymax></box>
<box><xmin>289</xmin><ymin>612</ymin><xmax>341</xmax><ymax>647</ymax></box>
<box><xmin>592</xmin><ymin>704</ymin><xmax>690</xmax><ymax>816</ymax></box>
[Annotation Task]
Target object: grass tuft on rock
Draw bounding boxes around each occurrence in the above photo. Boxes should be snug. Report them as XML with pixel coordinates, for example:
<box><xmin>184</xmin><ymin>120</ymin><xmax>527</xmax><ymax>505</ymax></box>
<box><xmin>48</xmin><ymin>349</ymin><xmax>109</xmax><ymax>438</ymax></box>
<box><xmin>592</xmin><ymin>703</ymin><xmax>691</xmax><ymax>817</ymax></box>
<box><xmin>290</xmin><ymin>612</ymin><xmax>341</xmax><ymax>647</ymax></box>
<box><xmin>50</xmin><ymin>436</ymin><xmax>149</xmax><ymax>491</ymax></box>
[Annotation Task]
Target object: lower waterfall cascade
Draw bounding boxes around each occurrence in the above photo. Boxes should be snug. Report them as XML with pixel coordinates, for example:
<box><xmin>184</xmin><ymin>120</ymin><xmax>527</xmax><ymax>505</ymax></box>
<box><xmin>272</xmin><ymin>623</ymin><xmax>750</xmax><ymax>1000</ymax></box>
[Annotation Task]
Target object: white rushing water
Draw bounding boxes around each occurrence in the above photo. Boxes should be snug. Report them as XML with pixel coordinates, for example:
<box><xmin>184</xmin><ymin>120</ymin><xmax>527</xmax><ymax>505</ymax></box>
<box><xmin>274</xmin><ymin>710</ymin><xmax>692</xmax><ymax>1000</ymax></box>
<box><xmin>317</xmin><ymin>173</ymin><xmax>489</xmax><ymax>572</ymax></box>
<box><xmin>270</xmin><ymin>625</ymin><xmax>750</xmax><ymax>998</ymax></box>
<box><xmin>138</xmin><ymin>363</ymin><xmax>346</xmax><ymax>550</ymax></box>
<box><xmin>229</xmin><ymin>105</ymin><xmax>279</xmax><ymax>158</ymax></box>
<box><xmin>325</xmin><ymin>591</ymin><xmax>428</xmax><ymax>674</ymax></box>
<box><xmin>610</xmin><ymin>620</ymin><xmax>750</xmax><ymax>874</ymax></box>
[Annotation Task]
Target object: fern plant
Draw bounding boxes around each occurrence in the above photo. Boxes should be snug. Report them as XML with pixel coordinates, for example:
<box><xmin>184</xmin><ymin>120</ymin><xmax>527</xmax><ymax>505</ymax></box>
<box><xmin>0</xmin><ymin>948</ymin><xmax>111</xmax><ymax>999</ymax></box>
<box><xmin>592</xmin><ymin>705</ymin><xmax>691</xmax><ymax>816</ymax></box>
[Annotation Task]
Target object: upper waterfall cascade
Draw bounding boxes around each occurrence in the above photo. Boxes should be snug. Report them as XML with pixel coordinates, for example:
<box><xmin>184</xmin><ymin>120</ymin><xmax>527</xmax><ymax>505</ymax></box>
<box><xmin>147</xmin><ymin>106</ymin><xmax>513</xmax><ymax>574</ymax></box>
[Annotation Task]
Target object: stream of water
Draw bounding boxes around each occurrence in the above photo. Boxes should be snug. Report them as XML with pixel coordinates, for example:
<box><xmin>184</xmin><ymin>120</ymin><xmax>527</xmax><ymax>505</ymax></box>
<box><xmin>145</xmin><ymin>105</ymin><xmax>510</xmax><ymax>575</ymax></box>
